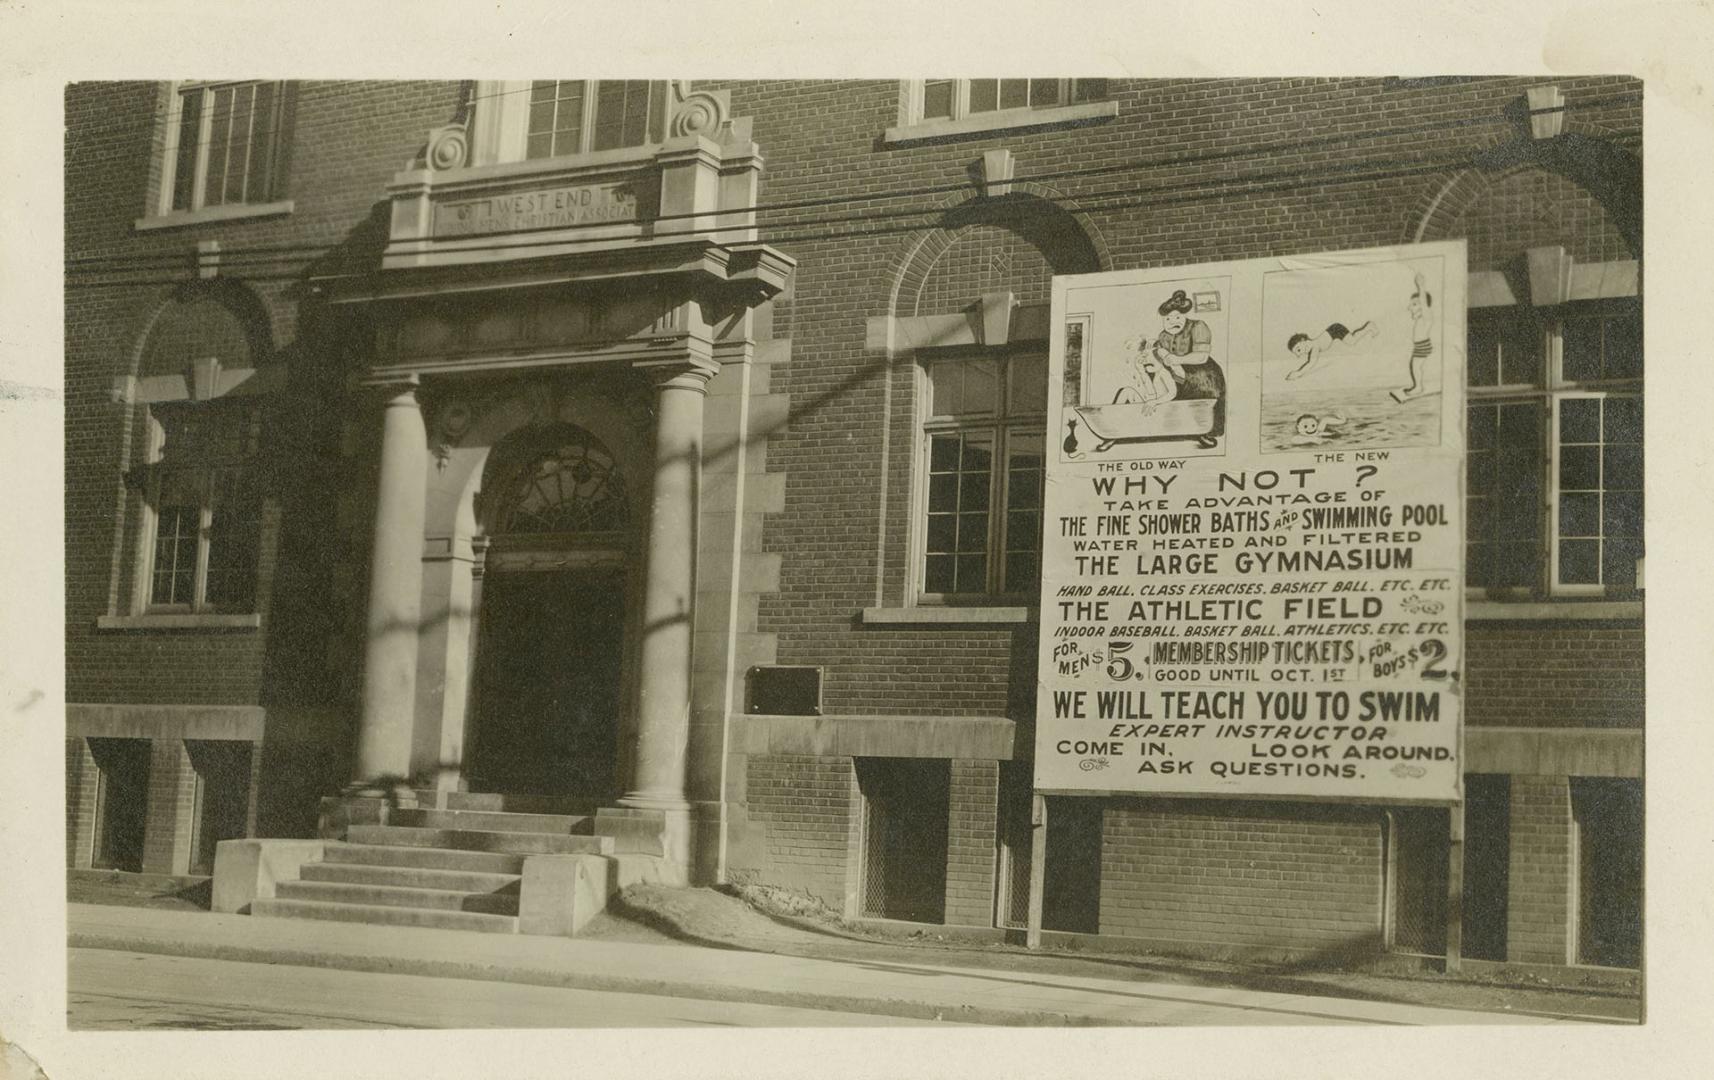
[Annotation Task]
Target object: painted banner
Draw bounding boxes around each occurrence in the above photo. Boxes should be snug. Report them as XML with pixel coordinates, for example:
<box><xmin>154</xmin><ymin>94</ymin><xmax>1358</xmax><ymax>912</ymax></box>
<box><xmin>1034</xmin><ymin>242</ymin><xmax>1466</xmax><ymax>803</ymax></box>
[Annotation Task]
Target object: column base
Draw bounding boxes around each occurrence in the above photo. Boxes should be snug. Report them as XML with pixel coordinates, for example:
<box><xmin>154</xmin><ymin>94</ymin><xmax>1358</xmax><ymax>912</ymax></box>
<box><xmin>594</xmin><ymin>805</ymin><xmax>694</xmax><ymax>885</ymax></box>
<box><xmin>317</xmin><ymin>786</ymin><xmax>418</xmax><ymax>839</ymax></box>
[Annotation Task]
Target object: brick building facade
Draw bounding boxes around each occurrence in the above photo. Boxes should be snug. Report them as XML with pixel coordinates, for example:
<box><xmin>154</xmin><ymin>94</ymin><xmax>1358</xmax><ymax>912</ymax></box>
<box><xmin>65</xmin><ymin>77</ymin><xmax>1642</xmax><ymax>968</ymax></box>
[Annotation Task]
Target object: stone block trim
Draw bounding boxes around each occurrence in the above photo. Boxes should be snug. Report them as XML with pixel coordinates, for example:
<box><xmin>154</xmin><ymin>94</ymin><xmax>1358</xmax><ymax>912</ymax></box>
<box><xmin>1506</xmin><ymin>774</ymin><xmax>1575</xmax><ymax>964</ymax></box>
<box><xmin>944</xmin><ymin>759</ymin><xmax>999</xmax><ymax>926</ymax></box>
<box><xmin>733</xmin><ymin>754</ymin><xmax>855</xmax><ymax>909</ymax></box>
<box><xmin>66</xmin><ymin>737</ymin><xmax>99</xmax><ymax>868</ymax></box>
<box><xmin>1100</xmin><ymin>799</ymin><xmax>1384</xmax><ymax>951</ymax></box>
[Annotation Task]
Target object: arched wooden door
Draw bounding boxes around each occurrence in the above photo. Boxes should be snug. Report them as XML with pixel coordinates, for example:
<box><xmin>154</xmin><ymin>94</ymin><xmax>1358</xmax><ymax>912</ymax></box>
<box><xmin>466</xmin><ymin>422</ymin><xmax>634</xmax><ymax>801</ymax></box>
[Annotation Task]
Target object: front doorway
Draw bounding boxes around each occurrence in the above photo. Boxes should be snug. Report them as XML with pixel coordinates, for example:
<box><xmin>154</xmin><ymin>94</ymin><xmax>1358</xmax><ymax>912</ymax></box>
<box><xmin>468</xmin><ymin>568</ymin><xmax>627</xmax><ymax>801</ymax></box>
<box><xmin>89</xmin><ymin>737</ymin><xmax>150</xmax><ymax>872</ymax></box>
<box><xmin>464</xmin><ymin>419</ymin><xmax>636</xmax><ymax>803</ymax></box>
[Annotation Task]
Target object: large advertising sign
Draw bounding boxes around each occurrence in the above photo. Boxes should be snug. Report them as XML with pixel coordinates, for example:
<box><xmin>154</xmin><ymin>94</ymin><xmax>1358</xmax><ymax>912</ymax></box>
<box><xmin>1035</xmin><ymin>242</ymin><xmax>1466</xmax><ymax>803</ymax></box>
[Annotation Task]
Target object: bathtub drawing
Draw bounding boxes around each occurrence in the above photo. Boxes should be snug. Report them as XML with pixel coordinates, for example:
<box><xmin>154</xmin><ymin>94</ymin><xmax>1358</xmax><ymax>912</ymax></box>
<box><xmin>1072</xmin><ymin>398</ymin><xmax>1219</xmax><ymax>452</ymax></box>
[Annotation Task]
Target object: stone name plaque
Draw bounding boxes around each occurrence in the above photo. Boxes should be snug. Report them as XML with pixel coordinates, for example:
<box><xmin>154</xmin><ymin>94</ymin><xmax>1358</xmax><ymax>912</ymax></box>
<box><xmin>434</xmin><ymin>182</ymin><xmax>642</xmax><ymax>237</ymax></box>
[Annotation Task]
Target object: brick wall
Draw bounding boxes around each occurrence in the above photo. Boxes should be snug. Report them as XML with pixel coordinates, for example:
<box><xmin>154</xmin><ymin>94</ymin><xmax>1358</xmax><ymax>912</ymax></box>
<box><xmin>741</xmin><ymin>754</ymin><xmax>857</xmax><ymax>907</ymax></box>
<box><xmin>1101</xmin><ymin>799</ymin><xmax>1385</xmax><ymax>951</ymax></box>
<box><xmin>65</xmin><ymin>80</ymin><xmax>461</xmax><ymax>710</ymax></box>
<box><xmin>1465</xmin><ymin>623</ymin><xmax>1644</xmax><ymax>728</ymax></box>
<box><xmin>944</xmin><ymin>759</ymin><xmax>999</xmax><ymax>926</ymax></box>
<box><xmin>713</xmin><ymin>76</ymin><xmax>1641</xmax><ymax>723</ymax></box>
<box><xmin>141</xmin><ymin>738</ymin><xmax>197</xmax><ymax>875</ymax></box>
<box><xmin>66</xmin><ymin>78</ymin><xmax>1643</xmax><ymax>730</ymax></box>
<box><xmin>1506</xmin><ymin>774</ymin><xmax>1575</xmax><ymax>964</ymax></box>
<box><xmin>65</xmin><ymin>80</ymin><xmax>1643</xmax><ymax>934</ymax></box>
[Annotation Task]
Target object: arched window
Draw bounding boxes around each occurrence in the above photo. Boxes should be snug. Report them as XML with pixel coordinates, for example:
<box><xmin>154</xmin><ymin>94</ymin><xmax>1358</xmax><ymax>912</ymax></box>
<box><xmin>119</xmin><ymin>286</ymin><xmax>276</xmax><ymax>621</ymax></box>
<box><xmin>491</xmin><ymin>425</ymin><xmax>629</xmax><ymax>536</ymax></box>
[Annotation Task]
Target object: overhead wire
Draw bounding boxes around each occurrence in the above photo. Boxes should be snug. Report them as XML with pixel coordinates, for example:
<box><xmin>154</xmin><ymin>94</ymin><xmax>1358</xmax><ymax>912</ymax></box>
<box><xmin>64</xmin><ymin>125</ymin><xmax>1642</xmax><ymax>291</ymax></box>
<box><xmin>67</xmin><ymin>143</ymin><xmax>1628</xmax><ymax>291</ymax></box>
<box><xmin>61</xmin><ymin>76</ymin><xmax>1644</xmax><ymax>149</ymax></box>
<box><xmin>64</xmin><ymin>83</ymin><xmax>1642</xmax><ymax>288</ymax></box>
<box><xmin>61</xmin><ymin>105</ymin><xmax>1551</xmax><ymax>273</ymax></box>
<box><xmin>66</xmin><ymin>123</ymin><xmax>1644</xmax><ymax>279</ymax></box>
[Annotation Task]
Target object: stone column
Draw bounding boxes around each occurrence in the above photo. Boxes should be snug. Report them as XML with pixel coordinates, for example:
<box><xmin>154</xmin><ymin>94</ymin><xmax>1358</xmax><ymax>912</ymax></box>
<box><xmin>354</xmin><ymin>378</ymin><xmax>429</xmax><ymax>788</ymax></box>
<box><xmin>619</xmin><ymin>364</ymin><xmax>711</xmax><ymax>813</ymax></box>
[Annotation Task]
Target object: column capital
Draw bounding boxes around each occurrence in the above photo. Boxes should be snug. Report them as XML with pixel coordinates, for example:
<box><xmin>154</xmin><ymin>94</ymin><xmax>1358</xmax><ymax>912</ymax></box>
<box><xmin>359</xmin><ymin>371</ymin><xmax>423</xmax><ymax>398</ymax></box>
<box><xmin>632</xmin><ymin>357</ymin><xmax>719</xmax><ymax>394</ymax></box>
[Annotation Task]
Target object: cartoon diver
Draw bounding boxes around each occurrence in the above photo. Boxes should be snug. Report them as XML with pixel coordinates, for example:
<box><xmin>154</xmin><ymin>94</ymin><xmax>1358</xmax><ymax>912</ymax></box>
<box><xmin>1281</xmin><ymin>270</ymin><xmax>1435</xmax><ymax>404</ymax></box>
<box><xmin>1284</xmin><ymin>320</ymin><xmax>1380</xmax><ymax>380</ymax></box>
<box><xmin>1389</xmin><ymin>271</ymin><xmax>1434</xmax><ymax>403</ymax></box>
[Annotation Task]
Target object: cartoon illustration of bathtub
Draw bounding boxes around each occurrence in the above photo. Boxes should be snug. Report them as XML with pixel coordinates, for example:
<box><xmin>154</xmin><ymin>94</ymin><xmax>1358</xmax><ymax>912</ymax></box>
<box><xmin>1073</xmin><ymin>398</ymin><xmax>1219</xmax><ymax>452</ymax></box>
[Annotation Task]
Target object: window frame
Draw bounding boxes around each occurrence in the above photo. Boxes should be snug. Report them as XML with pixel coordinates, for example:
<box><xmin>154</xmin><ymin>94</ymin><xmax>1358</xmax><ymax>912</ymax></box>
<box><xmin>1466</xmin><ymin>297</ymin><xmax>1642</xmax><ymax>599</ymax></box>
<box><xmin>475</xmin><ymin>79</ymin><xmax>672</xmax><ymax>166</ymax></box>
<box><xmin>1548</xmin><ymin>389</ymin><xmax>1643</xmax><ymax>597</ymax></box>
<box><xmin>132</xmin><ymin>400</ymin><xmax>264</xmax><ymax>617</ymax></box>
<box><xmin>912</xmin><ymin>79</ymin><xmax>1108</xmax><ymax>124</ymax></box>
<box><xmin>914</xmin><ymin>349</ymin><xmax>1047</xmax><ymax>603</ymax></box>
<box><xmin>886</xmin><ymin>80</ymin><xmax>1118</xmax><ymax>146</ymax></box>
<box><xmin>154</xmin><ymin>80</ymin><xmax>291</xmax><ymax>219</ymax></box>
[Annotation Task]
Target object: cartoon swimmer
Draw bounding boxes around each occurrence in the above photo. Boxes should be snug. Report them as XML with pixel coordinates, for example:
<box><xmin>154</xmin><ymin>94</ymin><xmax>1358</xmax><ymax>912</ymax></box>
<box><xmin>1288</xmin><ymin>411</ymin><xmax>1350</xmax><ymax>445</ymax></box>
<box><xmin>1284</xmin><ymin>320</ymin><xmax>1380</xmax><ymax>380</ymax></box>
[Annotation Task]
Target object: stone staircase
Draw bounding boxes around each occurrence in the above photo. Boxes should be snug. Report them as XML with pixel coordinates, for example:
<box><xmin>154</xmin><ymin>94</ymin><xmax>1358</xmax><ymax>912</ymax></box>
<box><xmin>249</xmin><ymin>793</ymin><xmax>613</xmax><ymax>934</ymax></box>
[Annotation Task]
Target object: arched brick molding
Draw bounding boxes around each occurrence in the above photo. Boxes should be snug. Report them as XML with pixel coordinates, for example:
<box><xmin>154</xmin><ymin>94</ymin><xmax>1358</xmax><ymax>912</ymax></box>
<box><xmin>110</xmin><ymin>281</ymin><xmax>280</xmax><ymax>615</ymax></box>
<box><xmin>128</xmin><ymin>279</ymin><xmax>276</xmax><ymax>382</ymax></box>
<box><xmin>1407</xmin><ymin>135</ymin><xmax>1640</xmax><ymax>262</ymax></box>
<box><xmin>886</xmin><ymin>183</ymin><xmax>1110</xmax><ymax>319</ymax></box>
<box><xmin>869</xmin><ymin>184</ymin><xmax>1107</xmax><ymax>610</ymax></box>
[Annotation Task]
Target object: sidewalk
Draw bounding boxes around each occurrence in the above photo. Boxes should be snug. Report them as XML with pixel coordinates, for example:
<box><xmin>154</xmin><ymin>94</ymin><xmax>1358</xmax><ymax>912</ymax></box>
<box><xmin>68</xmin><ymin>904</ymin><xmax>1616</xmax><ymax>1027</ymax></box>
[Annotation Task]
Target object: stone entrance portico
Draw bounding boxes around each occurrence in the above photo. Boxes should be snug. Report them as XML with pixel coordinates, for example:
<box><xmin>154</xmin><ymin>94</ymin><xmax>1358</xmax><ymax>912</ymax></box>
<box><xmin>316</xmin><ymin>89</ymin><xmax>793</xmax><ymax>887</ymax></box>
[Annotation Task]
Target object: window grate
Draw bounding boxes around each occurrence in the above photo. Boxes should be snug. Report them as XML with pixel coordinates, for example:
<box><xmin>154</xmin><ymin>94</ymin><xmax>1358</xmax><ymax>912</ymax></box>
<box><xmin>857</xmin><ymin>759</ymin><xmax>950</xmax><ymax>923</ymax></box>
<box><xmin>1389</xmin><ymin>807</ymin><xmax>1448</xmax><ymax>956</ymax></box>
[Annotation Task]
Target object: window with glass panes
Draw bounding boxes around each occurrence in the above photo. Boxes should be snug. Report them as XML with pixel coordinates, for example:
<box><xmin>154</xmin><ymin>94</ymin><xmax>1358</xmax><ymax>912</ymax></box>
<box><xmin>162</xmin><ymin>82</ymin><xmax>288</xmax><ymax>214</ymax></box>
<box><xmin>920</xmin><ymin>354</ymin><xmax>1047</xmax><ymax>596</ymax></box>
<box><xmin>918</xmin><ymin>79</ymin><xmax>1108</xmax><ymax>122</ymax></box>
<box><xmin>143</xmin><ymin>401</ymin><xmax>262</xmax><ymax>612</ymax></box>
<box><xmin>526</xmin><ymin>80</ymin><xmax>662</xmax><ymax>159</ymax></box>
<box><xmin>1465</xmin><ymin>300</ymin><xmax>1641</xmax><ymax>595</ymax></box>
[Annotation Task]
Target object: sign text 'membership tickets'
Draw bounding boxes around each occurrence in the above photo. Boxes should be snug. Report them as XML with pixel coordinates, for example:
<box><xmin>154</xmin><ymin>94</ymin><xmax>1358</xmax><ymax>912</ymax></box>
<box><xmin>1034</xmin><ymin>243</ymin><xmax>1467</xmax><ymax>803</ymax></box>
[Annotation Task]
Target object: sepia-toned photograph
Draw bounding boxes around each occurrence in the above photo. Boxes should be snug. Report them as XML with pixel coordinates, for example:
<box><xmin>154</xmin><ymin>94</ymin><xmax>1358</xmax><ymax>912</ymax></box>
<box><xmin>9</xmin><ymin>3</ymin><xmax>1710</xmax><ymax>1075</ymax></box>
<box><xmin>54</xmin><ymin>72</ymin><xmax>1644</xmax><ymax>1035</ymax></box>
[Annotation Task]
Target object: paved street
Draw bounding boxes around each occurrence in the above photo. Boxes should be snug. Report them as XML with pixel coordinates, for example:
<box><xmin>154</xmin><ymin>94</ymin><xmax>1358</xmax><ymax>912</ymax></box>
<box><xmin>68</xmin><ymin>906</ymin><xmax>1634</xmax><ymax>1030</ymax></box>
<box><xmin>69</xmin><ymin>949</ymin><xmax>922</xmax><ymax>1030</ymax></box>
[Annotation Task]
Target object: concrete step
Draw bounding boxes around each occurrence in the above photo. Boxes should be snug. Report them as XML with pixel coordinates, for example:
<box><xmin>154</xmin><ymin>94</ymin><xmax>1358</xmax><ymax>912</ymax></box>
<box><xmin>388</xmin><ymin>808</ymin><xmax>593</xmax><ymax>835</ymax></box>
<box><xmin>320</xmin><ymin>842</ymin><xmax>527</xmax><ymax>875</ymax></box>
<box><xmin>345</xmin><ymin>825</ymin><xmax>614</xmax><ymax>856</ymax></box>
<box><xmin>298</xmin><ymin>861</ymin><xmax>521</xmax><ymax>895</ymax></box>
<box><xmin>274</xmin><ymin>879</ymin><xmax>519</xmax><ymax>916</ymax></box>
<box><xmin>441</xmin><ymin>792</ymin><xmax>600</xmax><ymax>816</ymax></box>
<box><xmin>251</xmin><ymin>897</ymin><xmax>519</xmax><ymax>934</ymax></box>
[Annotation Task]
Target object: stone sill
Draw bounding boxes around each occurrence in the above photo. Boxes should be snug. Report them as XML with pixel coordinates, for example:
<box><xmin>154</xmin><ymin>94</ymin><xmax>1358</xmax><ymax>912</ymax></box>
<box><xmin>737</xmin><ymin>712</ymin><xmax>1018</xmax><ymax>760</ymax></box>
<box><xmin>67</xmin><ymin>702</ymin><xmax>266</xmax><ymax>741</ymax></box>
<box><xmin>1466</xmin><ymin>600</ymin><xmax>1642</xmax><ymax>621</ymax></box>
<box><xmin>133</xmin><ymin>200</ymin><xmax>294</xmax><ymax>232</ymax></box>
<box><xmin>883</xmin><ymin>101</ymin><xmax>1120</xmax><ymax>146</ymax></box>
<box><xmin>97</xmin><ymin>613</ymin><xmax>262</xmax><ymax>631</ymax></box>
<box><xmin>861</xmin><ymin>606</ymin><xmax>1035</xmax><ymax>625</ymax></box>
<box><xmin>395</xmin><ymin>142</ymin><xmax>674</xmax><ymax>192</ymax></box>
